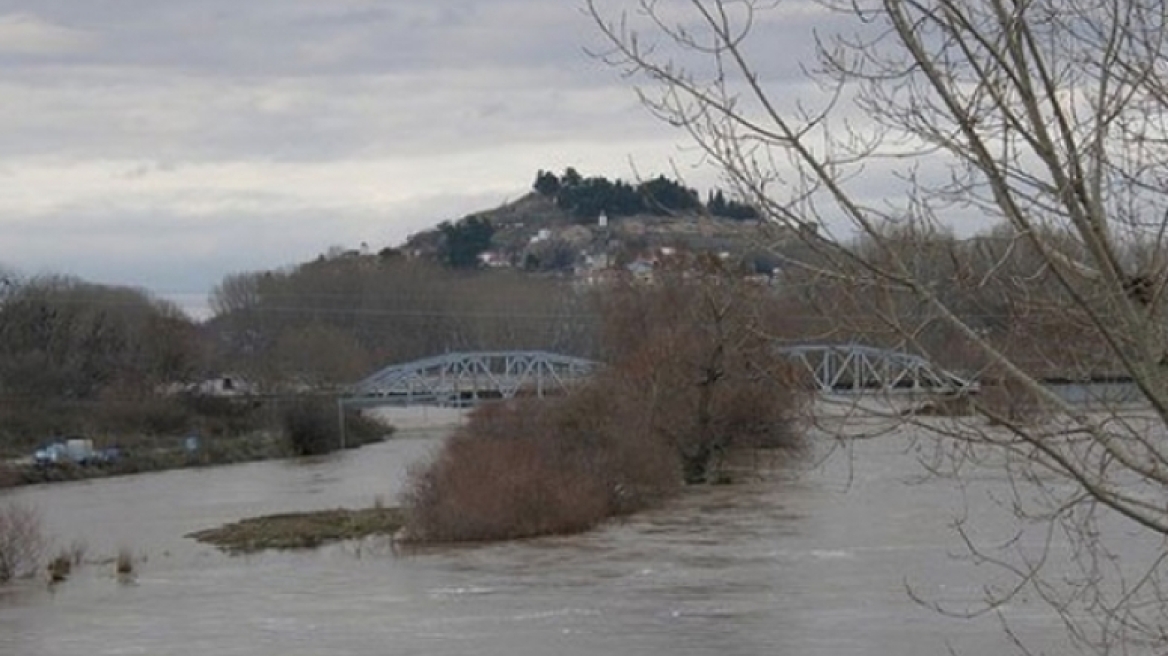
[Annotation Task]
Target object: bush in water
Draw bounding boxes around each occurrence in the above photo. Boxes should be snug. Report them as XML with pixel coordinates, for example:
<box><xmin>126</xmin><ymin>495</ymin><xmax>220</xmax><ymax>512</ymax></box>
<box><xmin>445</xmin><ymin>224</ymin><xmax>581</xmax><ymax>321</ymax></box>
<box><xmin>0</xmin><ymin>503</ymin><xmax>46</xmax><ymax>583</ymax></box>
<box><xmin>400</xmin><ymin>269</ymin><xmax>806</xmax><ymax>543</ymax></box>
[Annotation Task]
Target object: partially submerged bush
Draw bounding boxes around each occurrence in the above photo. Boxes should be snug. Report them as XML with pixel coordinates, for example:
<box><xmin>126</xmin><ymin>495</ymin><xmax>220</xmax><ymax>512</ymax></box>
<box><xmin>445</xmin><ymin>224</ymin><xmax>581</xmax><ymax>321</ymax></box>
<box><xmin>115</xmin><ymin>547</ymin><xmax>134</xmax><ymax>576</ymax></box>
<box><xmin>401</xmin><ymin>268</ymin><xmax>807</xmax><ymax>543</ymax></box>
<box><xmin>0</xmin><ymin>503</ymin><xmax>46</xmax><ymax>583</ymax></box>
<box><xmin>282</xmin><ymin>397</ymin><xmax>389</xmax><ymax>456</ymax></box>
<box><xmin>188</xmin><ymin>507</ymin><xmax>406</xmax><ymax>554</ymax></box>
<box><xmin>283</xmin><ymin>399</ymin><xmax>340</xmax><ymax>456</ymax></box>
<box><xmin>47</xmin><ymin>550</ymin><xmax>72</xmax><ymax>582</ymax></box>
<box><xmin>401</xmin><ymin>390</ymin><xmax>678</xmax><ymax>543</ymax></box>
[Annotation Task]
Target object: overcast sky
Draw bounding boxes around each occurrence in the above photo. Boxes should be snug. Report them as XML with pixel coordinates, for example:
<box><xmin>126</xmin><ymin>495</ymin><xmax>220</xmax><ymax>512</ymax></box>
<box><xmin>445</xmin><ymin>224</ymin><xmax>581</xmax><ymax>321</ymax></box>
<box><xmin>0</xmin><ymin>1</ymin><xmax>834</xmax><ymax>316</ymax></box>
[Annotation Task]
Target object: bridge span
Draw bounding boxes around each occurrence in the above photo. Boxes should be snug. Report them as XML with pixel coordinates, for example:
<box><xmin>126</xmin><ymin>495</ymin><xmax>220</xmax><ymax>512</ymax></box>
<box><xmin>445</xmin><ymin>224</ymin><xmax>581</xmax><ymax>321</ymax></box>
<box><xmin>345</xmin><ymin>344</ymin><xmax>973</xmax><ymax>408</ymax></box>
<box><xmin>775</xmin><ymin>344</ymin><xmax>974</xmax><ymax>394</ymax></box>
<box><xmin>345</xmin><ymin>351</ymin><xmax>600</xmax><ymax>408</ymax></box>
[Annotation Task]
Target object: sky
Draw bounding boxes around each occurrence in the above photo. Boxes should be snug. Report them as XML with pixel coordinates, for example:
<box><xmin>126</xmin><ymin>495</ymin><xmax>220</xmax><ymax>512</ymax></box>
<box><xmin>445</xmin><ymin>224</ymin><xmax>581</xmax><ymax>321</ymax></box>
<box><xmin>0</xmin><ymin>0</ymin><xmax>835</xmax><ymax>317</ymax></box>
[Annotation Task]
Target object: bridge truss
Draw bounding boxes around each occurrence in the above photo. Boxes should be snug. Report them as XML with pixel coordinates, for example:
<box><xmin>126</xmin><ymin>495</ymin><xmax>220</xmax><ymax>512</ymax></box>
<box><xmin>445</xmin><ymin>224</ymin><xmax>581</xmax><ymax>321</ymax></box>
<box><xmin>776</xmin><ymin>344</ymin><xmax>974</xmax><ymax>394</ymax></box>
<box><xmin>346</xmin><ymin>351</ymin><xmax>600</xmax><ymax>407</ymax></box>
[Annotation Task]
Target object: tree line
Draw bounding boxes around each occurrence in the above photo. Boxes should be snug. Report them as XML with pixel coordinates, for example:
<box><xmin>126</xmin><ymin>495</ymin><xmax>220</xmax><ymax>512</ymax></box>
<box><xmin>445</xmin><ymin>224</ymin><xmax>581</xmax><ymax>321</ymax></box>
<box><xmin>0</xmin><ymin>219</ymin><xmax>1137</xmax><ymax>453</ymax></box>
<box><xmin>533</xmin><ymin>168</ymin><xmax>759</xmax><ymax>221</ymax></box>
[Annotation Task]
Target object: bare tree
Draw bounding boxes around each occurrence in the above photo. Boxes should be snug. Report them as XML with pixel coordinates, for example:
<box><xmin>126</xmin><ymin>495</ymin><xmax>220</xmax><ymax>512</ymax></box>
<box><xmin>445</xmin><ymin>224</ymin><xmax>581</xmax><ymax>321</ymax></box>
<box><xmin>590</xmin><ymin>0</ymin><xmax>1168</xmax><ymax>652</ymax></box>
<box><xmin>0</xmin><ymin>503</ymin><xmax>45</xmax><ymax>583</ymax></box>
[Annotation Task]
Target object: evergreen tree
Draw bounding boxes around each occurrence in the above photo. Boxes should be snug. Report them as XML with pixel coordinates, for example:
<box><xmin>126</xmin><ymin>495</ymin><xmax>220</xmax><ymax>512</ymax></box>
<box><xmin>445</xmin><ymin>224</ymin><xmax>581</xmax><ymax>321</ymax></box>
<box><xmin>438</xmin><ymin>216</ymin><xmax>495</xmax><ymax>269</ymax></box>
<box><xmin>533</xmin><ymin>170</ymin><xmax>561</xmax><ymax>197</ymax></box>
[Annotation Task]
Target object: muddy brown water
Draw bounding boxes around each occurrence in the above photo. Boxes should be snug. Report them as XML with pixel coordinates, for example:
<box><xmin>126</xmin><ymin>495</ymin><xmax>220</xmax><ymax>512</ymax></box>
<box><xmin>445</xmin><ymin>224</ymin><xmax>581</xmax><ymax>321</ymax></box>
<box><xmin>0</xmin><ymin>421</ymin><xmax>1112</xmax><ymax>655</ymax></box>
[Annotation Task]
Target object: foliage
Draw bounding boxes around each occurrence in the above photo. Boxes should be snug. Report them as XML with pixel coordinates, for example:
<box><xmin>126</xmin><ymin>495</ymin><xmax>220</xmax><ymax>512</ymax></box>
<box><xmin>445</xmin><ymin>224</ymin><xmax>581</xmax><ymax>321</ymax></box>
<box><xmin>0</xmin><ymin>503</ymin><xmax>45</xmax><ymax>583</ymax></box>
<box><xmin>0</xmin><ymin>275</ymin><xmax>200</xmax><ymax>401</ymax></box>
<box><xmin>532</xmin><ymin>169</ymin><xmax>561</xmax><ymax>197</ymax></box>
<box><xmin>281</xmin><ymin>398</ymin><xmax>342</xmax><ymax>456</ymax></box>
<box><xmin>207</xmin><ymin>256</ymin><xmax>596</xmax><ymax>388</ymax></box>
<box><xmin>638</xmin><ymin>175</ymin><xmax>701</xmax><ymax>214</ymax></box>
<box><xmin>115</xmin><ymin>548</ymin><xmax>133</xmax><ymax>576</ymax></box>
<box><xmin>599</xmin><ymin>260</ymin><xmax>805</xmax><ymax>482</ymax></box>
<box><xmin>399</xmin><ymin>394</ymin><xmax>670</xmax><ymax>543</ymax></box>
<box><xmin>535</xmin><ymin>167</ymin><xmax>720</xmax><ymax>222</ymax></box>
<box><xmin>438</xmin><ymin>215</ymin><xmax>495</xmax><ymax>269</ymax></box>
<box><xmin>281</xmin><ymin>397</ymin><xmax>387</xmax><ymax>457</ymax></box>
<box><xmin>555</xmin><ymin>173</ymin><xmax>644</xmax><ymax>220</ymax></box>
<box><xmin>0</xmin><ymin>275</ymin><xmax>215</xmax><ymax>450</ymax></box>
<box><xmin>707</xmin><ymin>190</ymin><xmax>759</xmax><ymax>221</ymax></box>
<box><xmin>187</xmin><ymin>507</ymin><xmax>407</xmax><ymax>554</ymax></box>
<box><xmin>400</xmin><ymin>264</ymin><xmax>805</xmax><ymax>542</ymax></box>
<box><xmin>47</xmin><ymin>550</ymin><xmax>72</xmax><ymax>582</ymax></box>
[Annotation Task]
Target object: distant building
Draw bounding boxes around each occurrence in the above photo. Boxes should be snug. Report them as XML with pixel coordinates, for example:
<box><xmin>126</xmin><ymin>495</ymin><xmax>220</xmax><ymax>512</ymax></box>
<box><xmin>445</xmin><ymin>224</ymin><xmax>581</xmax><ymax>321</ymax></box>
<box><xmin>477</xmin><ymin>250</ymin><xmax>511</xmax><ymax>268</ymax></box>
<box><xmin>157</xmin><ymin>374</ymin><xmax>258</xmax><ymax>398</ymax></box>
<box><xmin>626</xmin><ymin>259</ymin><xmax>656</xmax><ymax>283</ymax></box>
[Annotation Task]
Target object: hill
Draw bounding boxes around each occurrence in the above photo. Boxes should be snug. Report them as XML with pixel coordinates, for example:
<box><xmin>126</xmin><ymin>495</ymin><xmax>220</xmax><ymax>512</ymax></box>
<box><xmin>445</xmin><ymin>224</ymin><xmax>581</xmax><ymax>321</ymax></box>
<box><xmin>401</xmin><ymin>168</ymin><xmax>792</xmax><ymax>274</ymax></box>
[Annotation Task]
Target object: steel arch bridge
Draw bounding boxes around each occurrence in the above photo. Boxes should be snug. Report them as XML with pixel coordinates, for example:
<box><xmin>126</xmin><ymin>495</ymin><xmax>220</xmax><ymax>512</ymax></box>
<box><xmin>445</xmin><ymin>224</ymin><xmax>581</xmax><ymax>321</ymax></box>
<box><xmin>346</xmin><ymin>351</ymin><xmax>600</xmax><ymax>407</ymax></box>
<box><xmin>776</xmin><ymin>344</ymin><xmax>974</xmax><ymax>394</ymax></box>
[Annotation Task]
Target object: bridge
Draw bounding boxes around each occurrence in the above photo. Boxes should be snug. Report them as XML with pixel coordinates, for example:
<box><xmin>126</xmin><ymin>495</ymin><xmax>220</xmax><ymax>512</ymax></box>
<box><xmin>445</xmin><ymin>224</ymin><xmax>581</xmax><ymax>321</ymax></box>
<box><xmin>345</xmin><ymin>351</ymin><xmax>601</xmax><ymax>407</ymax></box>
<box><xmin>776</xmin><ymin>344</ymin><xmax>974</xmax><ymax>394</ymax></box>
<box><xmin>344</xmin><ymin>344</ymin><xmax>973</xmax><ymax>408</ymax></box>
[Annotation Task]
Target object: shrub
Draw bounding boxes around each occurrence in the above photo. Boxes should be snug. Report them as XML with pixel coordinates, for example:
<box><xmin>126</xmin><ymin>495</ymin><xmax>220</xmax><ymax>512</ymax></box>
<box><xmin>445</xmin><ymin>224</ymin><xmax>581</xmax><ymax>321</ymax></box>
<box><xmin>399</xmin><ymin>370</ymin><xmax>729</xmax><ymax>542</ymax></box>
<box><xmin>281</xmin><ymin>397</ymin><xmax>388</xmax><ymax>456</ymax></box>
<box><xmin>282</xmin><ymin>398</ymin><xmax>342</xmax><ymax>456</ymax></box>
<box><xmin>93</xmin><ymin>386</ymin><xmax>191</xmax><ymax>436</ymax></box>
<box><xmin>402</xmin><ymin>432</ymin><xmax>611</xmax><ymax>542</ymax></box>
<box><xmin>115</xmin><ymin>547</ymin><xmax>133</xmax><ymax>576</ymax></box>
<box><xmin>400</xmin><ymin>268</ymin><xmax>807</xmax><ymax>543</ymax></box>
<box><xmin>47</xmin><ymin>550</ymin><xmax>71</xmax><ymax>582</ymax></box>
<box><xmin>345</xmin><ymin>411</ymin><xmax>393</xmax><ymax>449</ymax></box>
<box><xmin>0</xmin><ymin>503</ymin><xmax>46</xmax><ymax>583</ymax></box>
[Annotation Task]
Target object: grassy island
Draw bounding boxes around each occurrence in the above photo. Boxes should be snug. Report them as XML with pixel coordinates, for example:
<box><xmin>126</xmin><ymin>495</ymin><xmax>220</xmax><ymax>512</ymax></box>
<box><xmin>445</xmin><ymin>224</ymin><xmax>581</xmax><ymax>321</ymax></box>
<box><xmin>187</xmin><ymin>507</ymin><xmax>406</xmax><ymax>554</ymax></box>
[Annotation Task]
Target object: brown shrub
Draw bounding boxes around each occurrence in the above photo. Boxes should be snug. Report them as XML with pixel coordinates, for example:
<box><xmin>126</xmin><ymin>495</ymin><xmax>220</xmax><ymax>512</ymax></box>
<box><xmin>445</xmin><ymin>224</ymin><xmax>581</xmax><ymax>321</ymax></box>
<box><xmin>0</xmin><ymin>503</ymin><xmax>46</xmax><ymax>583</ymax></box>
<box><xmin>47</xmin><ymin>550</ymin><xmax>72</xmax><ymax>583</ymax></box>
<box><xmin>93</xmin><ymin>386</ymin><xmax>191</xmax><ymax>436</ymax></box>
<box><xmin>400</xmin><ymin>269</ymin><xmax>807</xmax><ymax>543</ymax></box>
<box><xmin>400</xmin><ymin>379</ymin><xmax>692</xmax><ymax>543</ymax></box>
<box><xmin>115</xmin><ymin>547</ymin><xmax>134</xmax><ymax>576</ymax></box>
<box><xmin>402</xmin><ymin>431</ymin><xmax>611</xmax><ymax>542</ymax></box>
<box><xmin>281</xmin><ymin>397</ymin><xmax>389</xmax><ymax>456</ymax></box>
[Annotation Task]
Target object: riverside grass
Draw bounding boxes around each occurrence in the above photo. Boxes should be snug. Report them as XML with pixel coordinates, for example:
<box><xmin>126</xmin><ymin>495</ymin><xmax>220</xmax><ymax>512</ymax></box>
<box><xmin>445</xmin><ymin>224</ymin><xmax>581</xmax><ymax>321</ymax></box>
<box><xmin>187</xmin><ymin>507</ymin><xmax>406</xmax><ymax>554</ymax></box>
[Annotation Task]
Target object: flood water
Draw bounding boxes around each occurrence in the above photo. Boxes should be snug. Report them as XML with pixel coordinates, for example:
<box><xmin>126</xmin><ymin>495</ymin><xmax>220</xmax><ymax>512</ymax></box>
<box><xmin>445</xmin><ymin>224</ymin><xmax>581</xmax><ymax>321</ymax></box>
<box><xmin>0</xmin><ymin>418</ymin><xmax>1111</xmax><ymax>655</ymax></box>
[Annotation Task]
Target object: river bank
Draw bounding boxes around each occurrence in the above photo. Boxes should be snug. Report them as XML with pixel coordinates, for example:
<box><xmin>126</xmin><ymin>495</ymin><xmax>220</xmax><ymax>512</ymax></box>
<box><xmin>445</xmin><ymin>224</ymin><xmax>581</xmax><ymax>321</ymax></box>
<box><xmin>0</xmin><ymin>406</ymin><xmax>467</xmax><ymax>490</ymax></box>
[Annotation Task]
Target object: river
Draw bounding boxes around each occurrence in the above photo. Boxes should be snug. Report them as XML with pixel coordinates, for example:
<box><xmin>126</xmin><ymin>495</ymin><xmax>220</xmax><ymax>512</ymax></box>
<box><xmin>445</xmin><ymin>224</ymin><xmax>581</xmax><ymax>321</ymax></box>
<box><xmin>0</xmin><ymin>417</ymin><xmax>1101</xmax><ymax>655</ymax></box>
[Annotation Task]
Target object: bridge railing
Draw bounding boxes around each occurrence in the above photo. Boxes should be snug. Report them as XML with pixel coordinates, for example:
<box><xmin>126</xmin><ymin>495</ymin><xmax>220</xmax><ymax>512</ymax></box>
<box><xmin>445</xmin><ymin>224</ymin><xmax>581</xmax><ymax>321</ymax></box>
<box><xmin>346</xmin><ymin>351</ymin><xmax>601</xmax><ymax>407</ymax></box>
<box><xmin>776</xmin><ymin>344</ymin><xmax>975</xmax><ymax>394</ymax></box>
<box><xmin>345</xmin><ymin>345</ymin><xmax>974</xmax><ymax>409</ymax></box>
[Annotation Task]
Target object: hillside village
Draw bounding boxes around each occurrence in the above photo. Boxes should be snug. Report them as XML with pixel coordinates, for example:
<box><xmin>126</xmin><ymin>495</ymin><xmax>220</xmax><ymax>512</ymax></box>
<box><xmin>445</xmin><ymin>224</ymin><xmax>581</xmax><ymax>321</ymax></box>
<box><xmin>396</xmin><ymin>168</ymin><xmax>806</xmax><ymax>285</ymax></box>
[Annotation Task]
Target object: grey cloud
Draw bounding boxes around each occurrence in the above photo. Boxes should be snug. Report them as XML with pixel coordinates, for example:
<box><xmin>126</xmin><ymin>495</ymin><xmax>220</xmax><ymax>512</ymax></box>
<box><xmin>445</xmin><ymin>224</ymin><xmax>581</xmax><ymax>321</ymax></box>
<box><xmin>5</xmin><ymin>1</ymin><xmax>593</xmax><ymax>76</ymax></box>
<box><xmin>0</xmin><ymin>187</ymin><xmax>507</xmax><ymax>297</ymax></box>
<box><xmin>0</xmin><ymin>0</ymin><xmax>861</xmax><ymax>306</ymax></box>
<box><xmin>0</xmin><ymin>1</ymin><xmax>829</xmax><ymax>163</ymax></box>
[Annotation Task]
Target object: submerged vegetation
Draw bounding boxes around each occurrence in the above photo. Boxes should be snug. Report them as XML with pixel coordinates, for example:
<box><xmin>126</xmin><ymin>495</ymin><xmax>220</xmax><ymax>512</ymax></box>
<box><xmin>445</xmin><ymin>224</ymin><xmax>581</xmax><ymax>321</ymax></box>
<box><xmin>400</xmin><ymin>263</ymin><xmax>806</xmax><ymax>543</ymax></box>
<box><xmin>0</xmin><ymin>503</ymin><xmax>45</xmax><ymax>583</ymax></box>
<box><xmin>187</xmin><ymin>507</ymin><xmax>407</xmax><ymax>554</ymax></box>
